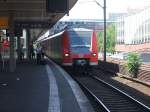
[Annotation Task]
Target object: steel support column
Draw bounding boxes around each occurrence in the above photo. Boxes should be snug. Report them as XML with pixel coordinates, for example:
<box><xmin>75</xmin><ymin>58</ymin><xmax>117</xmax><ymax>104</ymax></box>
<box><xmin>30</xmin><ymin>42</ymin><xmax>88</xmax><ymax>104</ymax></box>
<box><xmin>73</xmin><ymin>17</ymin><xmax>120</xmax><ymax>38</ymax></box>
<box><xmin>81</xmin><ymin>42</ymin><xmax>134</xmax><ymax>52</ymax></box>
<box><xmin>0</xmin><ymin>35</ymin><xmax>2</xmax><ymax>61</ymax></box>
<box><xmin>103</xmin><ymin>0</ymin><xmax>106</xmax><ymax>62</ymax></box>
<box><xmin>95</xmin><ymin>0</ymin><xmax>107</xmax><ymax>62</ymax></box>
<box><xmin>9</xmin><ymin>15</ymin><xmax>16</xmax><ymax>72</ymax></box>
<box><xmin>17</xmin><ymin>36</ymin><xmax>21</xmax><ymax>60</ymax></box>
<box><xmin>26</xmin><ymin>29</ymin><xmax>30</xmax><ymax>60</ymax></box>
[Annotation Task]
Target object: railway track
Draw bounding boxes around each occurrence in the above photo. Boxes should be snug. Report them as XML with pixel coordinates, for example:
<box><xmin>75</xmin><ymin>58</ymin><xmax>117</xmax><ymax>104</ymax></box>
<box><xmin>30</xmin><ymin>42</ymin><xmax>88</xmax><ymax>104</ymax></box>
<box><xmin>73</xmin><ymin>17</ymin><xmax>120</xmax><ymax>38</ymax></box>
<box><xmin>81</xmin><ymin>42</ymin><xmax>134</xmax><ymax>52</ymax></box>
<box><xmin>75</xmin><ymin>75</ymin><xmax>150</xmax><ymax>112</ymax></box>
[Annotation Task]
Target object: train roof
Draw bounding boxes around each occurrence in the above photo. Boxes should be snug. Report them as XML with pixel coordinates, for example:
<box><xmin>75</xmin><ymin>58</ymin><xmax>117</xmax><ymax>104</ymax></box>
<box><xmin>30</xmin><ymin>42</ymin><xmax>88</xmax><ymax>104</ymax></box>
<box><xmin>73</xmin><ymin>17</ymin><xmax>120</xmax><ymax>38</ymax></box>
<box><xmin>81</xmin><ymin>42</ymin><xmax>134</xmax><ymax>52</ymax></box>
<box><xmin>36</xmin><ymin>28</ymin><xmax>94</xmax><ymax>43</ymax></box>
<box><xmin>37</xmin><ymin>30</ymin><xmax>65</xmax><ymax>42</ymax></box>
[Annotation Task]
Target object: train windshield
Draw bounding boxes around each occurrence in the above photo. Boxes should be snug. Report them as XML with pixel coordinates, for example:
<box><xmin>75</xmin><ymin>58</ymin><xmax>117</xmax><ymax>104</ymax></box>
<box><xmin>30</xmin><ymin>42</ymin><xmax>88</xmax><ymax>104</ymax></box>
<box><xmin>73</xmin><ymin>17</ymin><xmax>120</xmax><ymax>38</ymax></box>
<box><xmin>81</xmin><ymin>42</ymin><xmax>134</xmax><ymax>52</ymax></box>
<box><xmin>68</xmin><ymin>31</ymin><xmax>92</xmax><ymax>54</ymax></box>
<box><xmin>69</xmin><ymin>31</ymin><xmax>92</xmax><ymax>46</ymax></box>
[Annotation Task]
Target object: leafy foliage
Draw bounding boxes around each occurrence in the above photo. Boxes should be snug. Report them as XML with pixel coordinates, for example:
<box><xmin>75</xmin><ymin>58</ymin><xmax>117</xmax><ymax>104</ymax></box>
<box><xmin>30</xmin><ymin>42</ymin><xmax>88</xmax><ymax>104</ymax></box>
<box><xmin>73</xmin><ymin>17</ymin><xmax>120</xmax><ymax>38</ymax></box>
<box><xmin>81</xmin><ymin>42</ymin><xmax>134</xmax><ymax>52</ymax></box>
<box><xmin>125</xmin><ymin>53</ymin><xmax>142</xmax><ymax>78</ymax></box>
<box><xmin>97</xmin><ymin>24</ymin><xmax>116</xmax><ymax>54</ymax></box>
<box><xmin>97</xmin><ymin>31</ymin><xmax>103</xmax><ymax>52</ymax></box>
<box><xmin>106</xmin><ymin>24</ymin><xmax>116</xmax><ymax>54</ymax></box>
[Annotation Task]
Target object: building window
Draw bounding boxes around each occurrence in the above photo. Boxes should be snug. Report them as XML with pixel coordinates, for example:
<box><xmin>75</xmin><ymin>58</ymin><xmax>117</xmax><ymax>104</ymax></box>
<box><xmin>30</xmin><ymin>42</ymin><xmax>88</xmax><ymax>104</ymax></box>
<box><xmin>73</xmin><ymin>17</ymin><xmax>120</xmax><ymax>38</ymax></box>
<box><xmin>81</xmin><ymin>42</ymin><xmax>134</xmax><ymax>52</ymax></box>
<box><xmin>148</xmin><ymin>35</ymin><xmax>150</xmax><ymax>42</ymax></box>
<box><xmin>145</xmin><ymin>37</ymin><xmax>147</xmax><ymax>43</ymax></box>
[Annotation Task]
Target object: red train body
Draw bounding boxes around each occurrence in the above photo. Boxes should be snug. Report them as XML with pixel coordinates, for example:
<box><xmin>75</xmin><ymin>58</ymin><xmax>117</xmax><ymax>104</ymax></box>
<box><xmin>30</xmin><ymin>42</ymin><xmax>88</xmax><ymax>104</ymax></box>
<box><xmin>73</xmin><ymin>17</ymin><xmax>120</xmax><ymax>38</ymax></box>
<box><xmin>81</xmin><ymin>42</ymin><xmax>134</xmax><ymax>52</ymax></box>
<box><xmin>40</xmin><ymin>28</ymin><xmax>98</xmax><ymax>66</ymax></box>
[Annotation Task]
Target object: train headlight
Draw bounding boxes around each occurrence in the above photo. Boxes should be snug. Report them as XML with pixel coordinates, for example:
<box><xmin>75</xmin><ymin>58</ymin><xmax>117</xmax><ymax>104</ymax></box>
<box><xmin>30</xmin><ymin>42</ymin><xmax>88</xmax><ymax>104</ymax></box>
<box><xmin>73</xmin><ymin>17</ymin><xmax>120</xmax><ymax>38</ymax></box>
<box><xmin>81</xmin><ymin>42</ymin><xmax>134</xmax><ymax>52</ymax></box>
<box><xmin>92</xmin><ymin>53</ymin><xmax>97</xmax><ymax>56</ymax></box>
<box><xmin>65</xmin><ymin>53</ymin><xmax>69</xmax><ymax>57</ymax></box>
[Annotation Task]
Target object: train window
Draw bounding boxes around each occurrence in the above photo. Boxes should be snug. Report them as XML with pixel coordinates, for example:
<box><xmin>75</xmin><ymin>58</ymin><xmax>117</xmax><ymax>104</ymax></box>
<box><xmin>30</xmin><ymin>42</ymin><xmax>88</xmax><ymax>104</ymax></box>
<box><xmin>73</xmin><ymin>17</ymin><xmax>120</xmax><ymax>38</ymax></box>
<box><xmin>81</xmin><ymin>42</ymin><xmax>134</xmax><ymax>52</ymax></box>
<box><xmin>68</xmin><ymin>31</ymin><xmax>92</xmax><ymax>46</ymax></box>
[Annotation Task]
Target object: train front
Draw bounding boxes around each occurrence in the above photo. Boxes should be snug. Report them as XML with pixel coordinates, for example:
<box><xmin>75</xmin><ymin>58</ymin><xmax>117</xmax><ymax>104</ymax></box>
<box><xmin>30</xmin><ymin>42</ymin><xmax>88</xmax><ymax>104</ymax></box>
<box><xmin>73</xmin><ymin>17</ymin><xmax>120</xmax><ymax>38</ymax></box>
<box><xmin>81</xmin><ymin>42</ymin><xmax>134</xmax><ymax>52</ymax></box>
<box><xmin>63</xmin><ymin>29</ymin><xmax>98</xmax><ymax>67</ymax></box>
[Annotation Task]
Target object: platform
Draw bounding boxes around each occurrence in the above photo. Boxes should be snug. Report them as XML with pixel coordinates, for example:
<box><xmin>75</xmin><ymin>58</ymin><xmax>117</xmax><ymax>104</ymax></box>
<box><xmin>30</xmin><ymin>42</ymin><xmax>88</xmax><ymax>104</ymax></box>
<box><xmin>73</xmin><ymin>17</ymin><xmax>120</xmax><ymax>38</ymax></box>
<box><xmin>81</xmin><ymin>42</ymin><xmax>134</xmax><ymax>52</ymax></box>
<box><xmin>0</xmin><ymin>60</ymin><xmax>94</xmax><ymax>112</ymax></box>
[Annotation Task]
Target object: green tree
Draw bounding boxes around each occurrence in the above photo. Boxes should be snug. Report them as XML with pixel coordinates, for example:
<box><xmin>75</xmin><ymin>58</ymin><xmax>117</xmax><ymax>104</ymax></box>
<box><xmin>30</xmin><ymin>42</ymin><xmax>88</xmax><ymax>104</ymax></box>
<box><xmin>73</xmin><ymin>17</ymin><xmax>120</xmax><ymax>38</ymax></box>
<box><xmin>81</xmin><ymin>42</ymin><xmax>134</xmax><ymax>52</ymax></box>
<box><xmin>97</xmin><ymin>24</ymin><xmax>116</xmax><ymax>54</ymax></box>
<box><xmin>125</xmin><ymin>53</ymin><xmax>142</xmax><ymax>78</ymax></box>
<box><xmin>97</xmin><ymin>31</ymin><xmax>103</xmax><ymax>52</ymax></box>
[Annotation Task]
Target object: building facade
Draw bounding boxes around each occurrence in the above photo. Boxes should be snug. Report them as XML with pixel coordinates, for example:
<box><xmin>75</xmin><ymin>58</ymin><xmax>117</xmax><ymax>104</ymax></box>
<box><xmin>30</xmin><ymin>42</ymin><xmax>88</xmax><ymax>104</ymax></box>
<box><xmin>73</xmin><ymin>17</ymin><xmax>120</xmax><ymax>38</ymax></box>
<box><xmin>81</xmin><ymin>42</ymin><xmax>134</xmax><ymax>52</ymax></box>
<box><xmin>116</xmin><ymin>7</ymin><xmax>150</xmax><ymax>52</ymax></box>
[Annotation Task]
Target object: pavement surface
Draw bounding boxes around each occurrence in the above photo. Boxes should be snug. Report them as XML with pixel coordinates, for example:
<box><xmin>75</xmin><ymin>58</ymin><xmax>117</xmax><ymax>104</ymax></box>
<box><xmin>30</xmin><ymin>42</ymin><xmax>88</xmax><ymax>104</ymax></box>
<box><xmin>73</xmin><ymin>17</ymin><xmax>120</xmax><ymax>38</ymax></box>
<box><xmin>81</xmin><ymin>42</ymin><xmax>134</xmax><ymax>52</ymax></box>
<box><xmin>47</xmin><ymin>60</ymin><xmax>95</xmax><ymax>112</ymax></box>
<box><xmin>0</xmin><ymin>60</ymin><xmax>49</xmax><ymax>112</ymax></box>
<box><xmin>0</xmin><ymin>60</ymin><xmax>94</xmax><ymax>112</ymax></box>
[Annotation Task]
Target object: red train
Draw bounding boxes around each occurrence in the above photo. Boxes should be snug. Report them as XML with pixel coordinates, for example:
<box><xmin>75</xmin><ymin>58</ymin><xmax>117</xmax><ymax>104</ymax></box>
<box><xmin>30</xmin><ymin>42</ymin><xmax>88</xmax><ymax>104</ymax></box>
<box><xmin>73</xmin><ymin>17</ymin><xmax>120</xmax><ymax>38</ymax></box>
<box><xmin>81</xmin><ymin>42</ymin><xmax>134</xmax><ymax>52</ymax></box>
<box><xmin>39</xmin><ymin>28</ymin><xmax>98</xmax><ymax>67</ymax></box>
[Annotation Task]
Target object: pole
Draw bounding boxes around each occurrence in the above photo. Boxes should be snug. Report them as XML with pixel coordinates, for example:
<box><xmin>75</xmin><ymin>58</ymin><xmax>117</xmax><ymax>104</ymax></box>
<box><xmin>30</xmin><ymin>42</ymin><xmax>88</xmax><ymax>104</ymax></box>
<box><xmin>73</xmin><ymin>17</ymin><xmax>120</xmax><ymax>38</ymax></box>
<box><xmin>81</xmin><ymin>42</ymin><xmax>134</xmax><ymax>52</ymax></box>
<box><xmin>103</xmin><ymin>0</ymin><xmax>106</xmax><ymax>62</ymax></box>
<box><xmin>17</xmin><ymin>36</ymin><xmax>21</xmax><ymax>60</ymax></box>
<box><xmin>2</xmin><ymin>46</ymin><xmax>5</xmax><ymax>70</ymax></box>
<box><xmin>9</xmin><ymin>17</ymin><xmax>16</xmax><ymax>72</ymax></box>
<box><xmin>26</xmin><ymin>29</ymin><xmax>30</xmax><ymax>60</ymax></box>
<box><xmin>0</xmin><ymin>36</ymin><xmax>2</xmax><ymax>61</ymax></box>
<box><xmin>67</xmin><ymin>0</ymin><xmax>69</xmax><ymax>16</ymax></box>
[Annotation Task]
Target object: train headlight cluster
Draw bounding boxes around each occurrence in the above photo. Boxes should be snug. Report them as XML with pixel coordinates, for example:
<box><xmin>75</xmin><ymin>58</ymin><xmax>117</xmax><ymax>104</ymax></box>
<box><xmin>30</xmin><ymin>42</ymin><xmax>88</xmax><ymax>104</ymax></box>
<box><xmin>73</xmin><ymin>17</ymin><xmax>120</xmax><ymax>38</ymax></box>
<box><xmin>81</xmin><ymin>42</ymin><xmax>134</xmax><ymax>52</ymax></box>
<box><xmin>64</xmin><ymin>53</ymin><xmax>69</xmax><ymax>57</ymax></box>
<box><xmin>92</xmin><ymin>53</ymin><xmax>97</xmax><ymax>56</ymax></box>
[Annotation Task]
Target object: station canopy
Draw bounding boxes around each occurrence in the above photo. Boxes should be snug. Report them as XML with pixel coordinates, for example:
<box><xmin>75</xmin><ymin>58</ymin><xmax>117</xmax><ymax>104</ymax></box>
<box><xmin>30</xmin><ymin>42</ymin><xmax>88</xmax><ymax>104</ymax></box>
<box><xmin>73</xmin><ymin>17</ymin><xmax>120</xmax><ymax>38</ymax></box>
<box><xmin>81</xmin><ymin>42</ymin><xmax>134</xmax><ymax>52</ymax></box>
<box><xmin>0</xmin><ymin>0</ymin><xmax>77</xmax><ymax>39</ymax></box>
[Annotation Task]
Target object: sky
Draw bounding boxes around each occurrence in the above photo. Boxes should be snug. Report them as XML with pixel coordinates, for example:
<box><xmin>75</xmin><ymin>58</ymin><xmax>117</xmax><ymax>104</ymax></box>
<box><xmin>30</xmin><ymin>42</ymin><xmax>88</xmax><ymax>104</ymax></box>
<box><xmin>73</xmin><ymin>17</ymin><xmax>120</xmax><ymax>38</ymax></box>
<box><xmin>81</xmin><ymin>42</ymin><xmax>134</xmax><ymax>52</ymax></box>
<box><xmin>61</xmin><ymin>0</ymin><xmax>150</xmax><ymax>20</ymax></box>
<box><xmin>107</xmin><ymin>0</ymin><xmax>150</xmax><ymax>12</ymax></box>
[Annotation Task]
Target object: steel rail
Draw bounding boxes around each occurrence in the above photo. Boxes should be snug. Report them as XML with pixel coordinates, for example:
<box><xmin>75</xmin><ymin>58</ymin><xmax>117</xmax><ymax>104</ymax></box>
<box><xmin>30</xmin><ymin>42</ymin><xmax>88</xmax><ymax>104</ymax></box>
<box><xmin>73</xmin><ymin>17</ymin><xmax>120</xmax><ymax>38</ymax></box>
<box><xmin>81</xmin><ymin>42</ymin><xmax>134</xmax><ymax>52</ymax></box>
<box><xmin>92</xmin><ymin>76</ymin><xmax>150</xmax><ymax>111</ymax></box>
<box><xmin>75</xmin><ymin>77</ymin><xmax>111</xmax><ymax>112</ymax></box>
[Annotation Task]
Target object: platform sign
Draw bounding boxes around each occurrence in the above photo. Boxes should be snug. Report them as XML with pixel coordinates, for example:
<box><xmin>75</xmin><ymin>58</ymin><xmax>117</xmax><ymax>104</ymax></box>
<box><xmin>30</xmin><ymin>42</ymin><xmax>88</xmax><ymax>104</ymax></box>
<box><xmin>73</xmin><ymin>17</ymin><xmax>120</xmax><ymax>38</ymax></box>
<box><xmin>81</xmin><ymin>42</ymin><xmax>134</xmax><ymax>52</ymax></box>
<box><xmin>14</xmin><ymin>21</ymin><xmax>53</xmax><ymax>29</ymax></box>
<box><xmin>46</xmin><ymin>0</ymin><xmax>68</xmax><ymax>13</ymax></box>
<box><xmin>0</xmin><ymin>17</ymin><xmax>9</xmax><ymax>29</ymax></box>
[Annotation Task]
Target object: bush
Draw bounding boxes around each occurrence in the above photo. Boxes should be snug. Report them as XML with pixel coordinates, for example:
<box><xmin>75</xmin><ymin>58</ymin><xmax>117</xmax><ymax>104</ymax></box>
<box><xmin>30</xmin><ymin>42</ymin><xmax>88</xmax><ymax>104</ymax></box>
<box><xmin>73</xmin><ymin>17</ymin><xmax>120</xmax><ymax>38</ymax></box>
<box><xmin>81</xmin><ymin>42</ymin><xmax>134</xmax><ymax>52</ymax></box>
<box><xmin>125</xmin><ymin>53</ymin><xmax>142</xmax><ymax>78</ymax></box>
